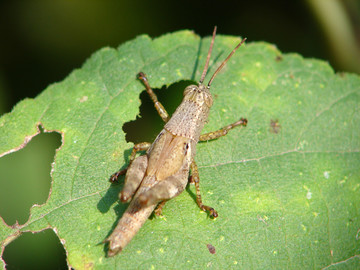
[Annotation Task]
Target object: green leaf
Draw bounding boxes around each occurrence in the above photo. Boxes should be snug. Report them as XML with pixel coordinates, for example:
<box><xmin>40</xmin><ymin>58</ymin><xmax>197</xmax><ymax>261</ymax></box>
<box><xmin>1</xmin><ymin>30</ymin><xmax>359</xmax><ymax>269</ymax></box>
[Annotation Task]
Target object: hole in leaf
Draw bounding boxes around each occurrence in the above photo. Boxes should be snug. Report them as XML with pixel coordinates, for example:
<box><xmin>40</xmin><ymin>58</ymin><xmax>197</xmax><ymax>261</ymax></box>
<box><xmin>123</xmin><ymin>80</ymin><xmax>194</xmax><ymax>144</ymax></box>
<box><xmin>0</xmin><ymin>129</ymin><xmax>62</xmax><ymax>225</ymax></box>
<box><xmin>3</xmin><ymin>229</ymin><xmax>68</xmax><ymax>270</ymax></box>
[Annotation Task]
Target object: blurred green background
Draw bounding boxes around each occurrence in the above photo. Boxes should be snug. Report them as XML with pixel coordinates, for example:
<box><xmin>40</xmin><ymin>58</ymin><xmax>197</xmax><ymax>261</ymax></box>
<box><xmin>0</xmin><ymin>0</ymin><xmax>359</xmax><ymax>269</ymax></box>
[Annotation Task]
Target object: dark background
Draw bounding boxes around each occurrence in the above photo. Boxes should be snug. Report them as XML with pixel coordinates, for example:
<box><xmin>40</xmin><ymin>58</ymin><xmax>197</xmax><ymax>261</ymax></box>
<box><xmin>0</xmin><ymin>0</ymin><xmax>359</xmax><ymax>269</ymax></box>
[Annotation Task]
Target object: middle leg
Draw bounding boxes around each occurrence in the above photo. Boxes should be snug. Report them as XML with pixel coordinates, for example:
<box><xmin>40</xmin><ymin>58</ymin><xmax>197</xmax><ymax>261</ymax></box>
<box><xmin>154</xmin><ymin>200</ymin><xmax>168</xmax><ymax>216</ymax></box>
<box><xmin>190</xmin><ymin>159</ymin><xmax>218</xmax><ymax>218</ymax></box>
<box><xmin>110</xmin><ymin>142</ymin><xmax>151</xmax><ymax>183</ymax></box>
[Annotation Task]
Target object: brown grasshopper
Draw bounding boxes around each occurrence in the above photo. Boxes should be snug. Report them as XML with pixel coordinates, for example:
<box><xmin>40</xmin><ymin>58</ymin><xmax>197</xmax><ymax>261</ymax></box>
<box><xmin>105</xmin><ymin>27</ymin><xmax>247</xmax><ymax>256</ymax></box>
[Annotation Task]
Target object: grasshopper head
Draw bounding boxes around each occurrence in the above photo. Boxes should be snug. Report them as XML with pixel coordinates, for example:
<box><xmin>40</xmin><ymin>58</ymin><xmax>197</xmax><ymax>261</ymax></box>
<box><xmin>184</xmin><ymin>27</ymin><xmax>245</xmax><ymax>111</ymax></box>
<box><xmin>183</xmin><ymin>84</ymin><xmax>213</xmax><ymax>108</ymax></box>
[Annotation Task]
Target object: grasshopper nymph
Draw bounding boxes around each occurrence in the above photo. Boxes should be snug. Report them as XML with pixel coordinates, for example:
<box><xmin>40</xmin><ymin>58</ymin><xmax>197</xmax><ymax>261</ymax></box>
<box><xmin>105</xmin><ymin>27</ymin><xmax>247</xmax><ymax>256</ymax></box>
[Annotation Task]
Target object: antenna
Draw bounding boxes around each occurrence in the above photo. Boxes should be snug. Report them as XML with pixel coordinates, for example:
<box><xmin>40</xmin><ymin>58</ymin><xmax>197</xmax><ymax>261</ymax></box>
<box><xmin>207</xmin><ymin>37</ymin><xmax>247</xmax><ymax>87</ymax></box>
<box><xmin>199</xmin><ymin>26</ymin><xmax>217</xmax><ymax>84</ymax></box>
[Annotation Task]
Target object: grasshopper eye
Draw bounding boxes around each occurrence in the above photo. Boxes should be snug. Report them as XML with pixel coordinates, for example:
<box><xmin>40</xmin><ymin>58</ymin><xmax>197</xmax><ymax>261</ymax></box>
<box><xmin>183</xmin><ymin>85</ymin><xmax>197</xmax><ymax>96</ymax></box>
<box><xmin>204</xmin><ymin>92</ymin><xmax>213</xmax><ymax>107</ymax></box>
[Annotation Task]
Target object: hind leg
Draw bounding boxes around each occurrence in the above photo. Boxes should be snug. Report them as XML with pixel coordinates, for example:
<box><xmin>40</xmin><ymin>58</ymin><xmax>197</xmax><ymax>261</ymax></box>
<box><xmin>120</xmin><ymin>155</ymin><xmax>148</xmax><ymax>202</ymax></box>
<box><xmin>138</xmin><ymin>170</ymin><xmax>188</xmax><ymax>207</ymax></box>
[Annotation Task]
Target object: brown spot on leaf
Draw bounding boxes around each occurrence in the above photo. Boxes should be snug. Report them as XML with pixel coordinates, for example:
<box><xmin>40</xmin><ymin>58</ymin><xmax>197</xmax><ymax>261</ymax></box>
<box><xmin>79</xmin><ymin>95</ymin><xmax>88</xmax><ymax>102</ymax></box>
<box><xmin>275</xmin><ymin>55</ymin><xmax>283</xmax><ymax>62</ymax></box>
<box><xmin>207</xmin><ymin>243</ymin><xmax>216</xmax><ymax>254</ymax></box>
<box><xmin>270</xmin><ymin>119</ymin><xmax>281</xmax><ymax>134</ymax></box>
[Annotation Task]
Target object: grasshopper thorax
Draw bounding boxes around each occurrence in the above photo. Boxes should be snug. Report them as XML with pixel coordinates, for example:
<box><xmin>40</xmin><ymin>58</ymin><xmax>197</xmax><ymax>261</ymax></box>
<box><xmin>164</xmin><ymin>27</ymin><xmax>246</xmax><ymax>141</ymax></box>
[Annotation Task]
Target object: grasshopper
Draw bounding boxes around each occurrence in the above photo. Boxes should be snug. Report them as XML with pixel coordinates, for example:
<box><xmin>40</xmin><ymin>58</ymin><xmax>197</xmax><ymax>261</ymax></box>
<box><xmin>105</xmin><ymin>27</ymin><xmax>247</xmax><ymax>256</ymax></box>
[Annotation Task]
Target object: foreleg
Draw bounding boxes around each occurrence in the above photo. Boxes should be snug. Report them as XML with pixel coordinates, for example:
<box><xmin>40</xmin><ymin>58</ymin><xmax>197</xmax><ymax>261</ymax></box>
<box><xmin>199</xmin><ymin>118</ymin><xmax>247</xmax><ymax>141</ymax></box>
<box><xmin>138</xmin><ymin>72</ymin><xmax>170</xmax><ymax>123</ymax></box>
